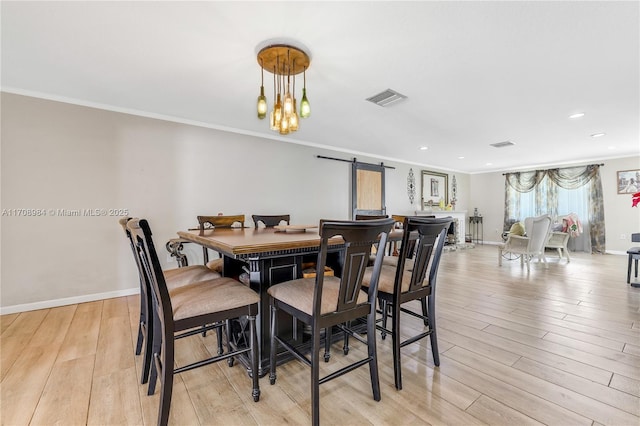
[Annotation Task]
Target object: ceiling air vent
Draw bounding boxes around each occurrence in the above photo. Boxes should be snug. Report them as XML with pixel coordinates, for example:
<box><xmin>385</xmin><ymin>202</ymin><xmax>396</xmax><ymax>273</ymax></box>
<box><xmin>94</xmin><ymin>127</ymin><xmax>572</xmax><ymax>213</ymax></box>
<box><xmin>366</xmin><ymin>89</ymin><xmax>407</xmax><ymax>107</ymax></box>
<box><xmin>490</xmin><ymin>141</ymin><xmax>516</xmax><ymax>148</ymax></box>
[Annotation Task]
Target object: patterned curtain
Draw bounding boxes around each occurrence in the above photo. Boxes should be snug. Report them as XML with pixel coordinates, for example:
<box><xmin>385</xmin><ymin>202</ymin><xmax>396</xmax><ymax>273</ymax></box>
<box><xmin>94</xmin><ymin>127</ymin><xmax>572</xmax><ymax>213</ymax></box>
<box><xmin>504</xmin><ymin>170</ymin><xmax>545</xmax><ymax>230</ymax></box>
<box><xmin>503</xmin><ymin>164</ymin><xmax>605</xmax><ymax>253</ymax></box>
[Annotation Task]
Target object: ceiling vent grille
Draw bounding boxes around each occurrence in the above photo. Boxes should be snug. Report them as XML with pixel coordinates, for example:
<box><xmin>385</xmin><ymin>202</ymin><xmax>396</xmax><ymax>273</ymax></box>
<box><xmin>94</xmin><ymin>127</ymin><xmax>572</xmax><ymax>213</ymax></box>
<box><xmin>366</xmin><ymin>89</ymin><xmax>407</xmax><ymax>107</ymax></box>
<box><xmin>490</xmin><ymin>141</ymin><xmax>516</xmax><ymax>148</ymax></box>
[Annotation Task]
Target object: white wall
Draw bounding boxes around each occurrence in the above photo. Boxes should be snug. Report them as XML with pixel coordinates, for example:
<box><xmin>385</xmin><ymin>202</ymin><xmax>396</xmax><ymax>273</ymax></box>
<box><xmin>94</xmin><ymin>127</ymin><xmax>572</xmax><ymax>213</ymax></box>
<box><xmin>1</xmin><ymin>93</ymin><xmax>464</xmax><ymax>312</ymax></box>
<box><xmin>469</xmin><ymin>156</ymin><xmax>640</xmax><ymax>252</ymax></box>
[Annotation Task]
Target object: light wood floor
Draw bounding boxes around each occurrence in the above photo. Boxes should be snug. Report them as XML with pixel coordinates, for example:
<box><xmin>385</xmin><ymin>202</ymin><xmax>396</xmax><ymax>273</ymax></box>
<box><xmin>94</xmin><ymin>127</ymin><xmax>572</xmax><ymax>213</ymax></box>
<box><xmin>2</xmin><ymin>245</ymin><xmax>639</xmax><ymax>425</ymax></box>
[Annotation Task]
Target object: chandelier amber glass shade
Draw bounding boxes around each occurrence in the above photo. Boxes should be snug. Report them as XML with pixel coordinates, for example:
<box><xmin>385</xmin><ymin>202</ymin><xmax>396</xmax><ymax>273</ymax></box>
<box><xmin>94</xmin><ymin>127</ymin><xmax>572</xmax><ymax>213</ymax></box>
<box><xmin>256</xmin><ymin>43</ymin><xmax>311</xmax><ymax>134</ymax></box>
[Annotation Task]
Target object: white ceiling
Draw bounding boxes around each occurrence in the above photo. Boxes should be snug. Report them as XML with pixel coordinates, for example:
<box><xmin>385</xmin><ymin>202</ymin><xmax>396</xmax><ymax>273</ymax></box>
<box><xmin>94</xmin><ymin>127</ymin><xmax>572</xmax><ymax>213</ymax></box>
<box><xmin>2</xmin><ymin>1</ymin><xmax>638</xmax><ymax>174</ymax></box>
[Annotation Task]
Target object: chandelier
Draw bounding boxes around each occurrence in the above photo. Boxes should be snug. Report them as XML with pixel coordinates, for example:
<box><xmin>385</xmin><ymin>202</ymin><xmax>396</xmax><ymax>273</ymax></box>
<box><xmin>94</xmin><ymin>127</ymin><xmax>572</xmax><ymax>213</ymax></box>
<box><xmin>256</xmin><ymin>43</ymin><xmax>311</xmax><ymax>135</ymax></box>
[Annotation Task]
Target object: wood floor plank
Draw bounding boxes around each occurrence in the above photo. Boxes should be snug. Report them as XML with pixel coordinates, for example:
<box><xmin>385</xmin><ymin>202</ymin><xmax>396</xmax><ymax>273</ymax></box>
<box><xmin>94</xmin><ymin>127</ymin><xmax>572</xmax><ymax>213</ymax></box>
<box><xmin>542</xmin><ymin>331</ymin><xmax>640</xmax><ymax>367</ymax></box>
<box><xmin>513</xmin><ymin>356</ymin><xmax>640</xmax><ymax>416</ymax></box>
<box><xmin>465</xmin><ymin>394</ymin><xmax>545</xmax><ymax>426</ymax></box>
<box><xmin>437</xmin><ymin>352</ymin><xmax>592</xmax><ymax>425</ymax></box>
<box><xmin>623</xmin><ymin>342</ymin><xmax>640</xmax><ymax>357</ymax></box>
<box><xmin>0</xmin><ymin>333</ymin><xmax>32</xmax><ymax>381</ymax></box>
<box><xmin>485</xmin><ymin>324</ymin><xmax>640</xmax><ymax>380</ymax></box>
<box><xmin>437</xmin><ymin>316</ymin><xmax>613</xmax><ymax>385</ymax></box>
<box><xmin>87</xmin><ymin>365</ymin><xmax>144</xmax><ymax>425</ymax></box>
<box><xmin>0</xmin><ymin>313</ymin><xmax>19</xmax><ymax>334</ymax></box>
<box><xmin>0</xmin><ymin>344</ymin><xmax>59</xmax><ymax>425</ymax></box>
<box><xmin>93</xmin><ymin>315</ymin><xmax>135</xmax><ymax>377</ymax></box>
<box><xmin>445</xmin><ymin>346</ymin><xmax>640</xmax><ymax>425</ymax></box>
<box><xmin>31</xmin><ymin>355</ymin><xmax>95</xmax><ymax>425</ymax></box>
<box><xmin>437</xmin><ymin>320</ymin><xmax>523</xmax><ymax>366</ymax></box>
<box><xmin>509</xmin><ymin>308</ymin><xmax>635</xmax><ymax>348</ymax></box>
<box><xmin>57</xmin><ymin>300</ymin><xmax>102</xmax><ymax>363</ymax></box>
<box><xmin>28</xmin><ymin>304</ymin><xmax>76</xmax><ymax>347</ymax></box>
<box><xmin>1</xmin><ymin>308</ymin><xmax>47</xmax><ymax>339</ymax></box>
<box><xmin>609</xmin><ymin>374</ymin><xmax>640</xmax><ymax>398</ymax></box>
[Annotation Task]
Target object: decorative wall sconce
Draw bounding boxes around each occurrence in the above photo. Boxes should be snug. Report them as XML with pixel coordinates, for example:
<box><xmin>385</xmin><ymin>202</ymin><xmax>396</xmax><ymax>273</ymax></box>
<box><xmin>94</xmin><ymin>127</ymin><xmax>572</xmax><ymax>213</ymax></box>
<box><xmin>407</xmin><ymin>168</ymin><xmax>416</xmax><ymax>204</ymax></box>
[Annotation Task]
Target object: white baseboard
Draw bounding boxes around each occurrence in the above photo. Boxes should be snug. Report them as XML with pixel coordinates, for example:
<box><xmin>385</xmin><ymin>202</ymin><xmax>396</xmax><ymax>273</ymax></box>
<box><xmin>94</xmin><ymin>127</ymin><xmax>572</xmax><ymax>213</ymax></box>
<box><xmin>606</xmin><ymin>250</ymin><xmax>627</xmax><ymax>256</ymax></box>
<box><xmin>0</xmin><ymin>287</ymin><xmax>139</xmax><ymax>315</ymax></box>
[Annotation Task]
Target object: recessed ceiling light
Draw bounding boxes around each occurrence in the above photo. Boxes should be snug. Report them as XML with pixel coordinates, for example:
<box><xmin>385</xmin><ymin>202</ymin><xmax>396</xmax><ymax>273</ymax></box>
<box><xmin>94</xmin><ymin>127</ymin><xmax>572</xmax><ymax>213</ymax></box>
<box><xmin>569</xmin><ymin>112</ymin><xmax>585</xmax><ymax>119</ymax></box>
<box><xmin>591</xmin><ymin>132</ymin><xmax>606</xmax><ymax>138</ymax></box>
<box><xmin>458</xmin><ymin>156</ymin><xmax>465</xmax><ymax>159</ymax></box>
<box><xmin>485</xmin><ymin>162</ymin><xmax>493</xmax><ymax>166</ymax></box>
<box><xmin>419</xmin><ymin>146</ymin><xmax>428</xmax><ymax>150</ymax></box>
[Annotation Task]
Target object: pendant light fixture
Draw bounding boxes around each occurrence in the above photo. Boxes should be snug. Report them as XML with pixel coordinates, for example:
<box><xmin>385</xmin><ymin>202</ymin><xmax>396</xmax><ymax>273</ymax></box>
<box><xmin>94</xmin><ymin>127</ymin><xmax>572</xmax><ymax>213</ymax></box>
<box><xmin>300</xmin><ymin>66</ymin><xmax>311</xmax><ymax>118</ymax></box>
<box><xmin>256</xmin><ymin>59</ymin><xmax>267</xmax><ymax>119</ymax></box>
<box><xmin>256</xmin><ymin>42</ymin><xmax>311</xmax><ymax>134</ymax></box>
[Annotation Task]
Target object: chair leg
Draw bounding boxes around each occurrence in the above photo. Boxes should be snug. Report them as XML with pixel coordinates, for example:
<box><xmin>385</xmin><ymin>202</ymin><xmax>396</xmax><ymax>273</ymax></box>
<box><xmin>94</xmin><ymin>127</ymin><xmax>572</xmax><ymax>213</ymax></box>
<box><xmin>556</xmin><ymin>248</ymin><xmax>562</xmax><ymax>260</ymax></box>
<box><xmin>367</xmin><ymin>306</ymin><xmax>381</xmax><ymax>401</ymax></box>
<box><xmin>391</xmin><ymin>303</ymin><xmax>402</xmax><ymax>390</ymax></box>
<box><xmin>427</xmin><ymin>295</ymin><xmax>440</xmax><ymax>366</ymax></box>
<box><xmin>498</xmin><ymin>249</ymin><xmax>503</xmax><ymax>266</ymax></box>
<box><xmin>269</xmin><ymin>305</ymin><xmax>278</xmax><ymax>385</ymax></box>
<box><xmin>147</xmin><ymin>310</ymin><xmax>162</xmax><ymax>394</ymax></box>
<box><xmin>324</xmin><ymin>326</ymin><xmax>333</xmax><ymax>361</ymax></box>
<box><xmin>226</xmin><ymin>320</ymin><xmax>234</xmax><ymax>367</ymax></box>
<box><xmin>157</xmin><ymin>335</ymin><xmax>174</xmax><ymax>426</ymax></box>
<box><xmin>565</xmin><ymin>247</ymin><xmax>571</xmax><ymax>262</ymax></box>
<box><xmin>216</xmin><ymin>326</ymin><xmax>224</xmax><ymax>355</ymax></box>
<box><xmin>311</xmin><ymin>324</ymin><xmax>321</xmax><ymax>426</ymax></box>
<box><xmin>342</xmin><ymin>322</ymin><xmax>350</xmax><ymax>355</ymax></box>
<box><xmin>628</xmin><ymin>254</ymin><xmax>632</xmax><ymax>283</ymax></box>
<box><xmin>249</xmin><ymin>314</ymin><xmax>260</xmax><ymax>402</ymax></box>
<box><xmin>140</xmin><ymin>319</ymin><xmax>153</xmax><ymax>385</ymax></box>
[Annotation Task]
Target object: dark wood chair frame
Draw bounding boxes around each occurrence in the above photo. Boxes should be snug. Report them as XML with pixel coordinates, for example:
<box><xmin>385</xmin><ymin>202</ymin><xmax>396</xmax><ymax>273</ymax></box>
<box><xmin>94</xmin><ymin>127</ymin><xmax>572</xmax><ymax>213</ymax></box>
<box><xmin>268</xmin><ymin>218</ymin><xmax>394</xmax><ymax>426</ymax></box>
<box><xmin>368</xmin><ymin>216</ymin><xmax>451</xmax><ymax>390</ymax></box>
<box><xmin>119</xmin><ymin>217</ymin><xmax>153</xmax><ymax>385</ymax></box>
<box><xmin>128</xmin><ymin>218</ymin><xmax>260</xmax><ymax>426</ymax></box>
<box><xmin>197</xmin><ymin>214</ymin><xmax>245</xmax><ymax>263</ymax></box>
<box><xmin>251</xmin><ymin>214</ymin><xmax>290</xmax><ymax>228</ymax></box>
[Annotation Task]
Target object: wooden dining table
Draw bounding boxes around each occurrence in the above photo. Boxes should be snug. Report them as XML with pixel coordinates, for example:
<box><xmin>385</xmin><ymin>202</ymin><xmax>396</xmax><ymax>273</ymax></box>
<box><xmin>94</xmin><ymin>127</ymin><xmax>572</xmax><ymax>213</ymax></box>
<box><xmin>177</xmin><ymin>226</ymin><xmax>347</xmax><ymax>376</ymax></box>
<box><xmin>176</xmin><ymin>225</ymin><xmax>403</xmax><ymax>376</ymax></box>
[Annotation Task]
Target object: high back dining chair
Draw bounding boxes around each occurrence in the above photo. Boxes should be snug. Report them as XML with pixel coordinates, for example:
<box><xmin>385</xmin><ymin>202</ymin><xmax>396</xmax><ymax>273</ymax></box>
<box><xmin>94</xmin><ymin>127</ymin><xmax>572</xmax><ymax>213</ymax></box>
<box><xmin>127</xmin><ymin>218</ymin><xmax>260</xmax><ymax>426</ymax></box>
<box><xmin>361</xmin><ymin>216</ymin><xmax>452</xmax><ymax>390</ymax></box>
<box><xmin>498</xmin><ymin>214</ymin><xmax>553</xmax><ymax>272</ymax></box>
<box><xmin>252</xmin><ymin>214</ymin><xmax>290</xmax><ymax>228</ymax></box>
<box><xmin>118</xmin><ymin>217</ymin><xmax>221</xmax><ymax>386</ymax></box>
<box><xmin>197</xmin><ymin>214</ymin><xmax>245</xmax><ymax>273</ymax></box>
<box><xmin>267</xmin><ymin>218</ymin><xmax>394</xmax><ymax>426</ymax></box>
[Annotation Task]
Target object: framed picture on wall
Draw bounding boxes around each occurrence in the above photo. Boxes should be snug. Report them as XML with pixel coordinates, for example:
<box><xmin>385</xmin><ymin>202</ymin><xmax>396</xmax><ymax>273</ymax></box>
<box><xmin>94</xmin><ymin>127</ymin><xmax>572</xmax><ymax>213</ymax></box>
<box><xmin>421</xmin><ymin>170</ymin><xmax>448</xmax><ymax>208</ymax></box>
<box><xmin>617</xmin><ymin>169</ymin><xmax>640</xmax><ymax>194</ymax></box>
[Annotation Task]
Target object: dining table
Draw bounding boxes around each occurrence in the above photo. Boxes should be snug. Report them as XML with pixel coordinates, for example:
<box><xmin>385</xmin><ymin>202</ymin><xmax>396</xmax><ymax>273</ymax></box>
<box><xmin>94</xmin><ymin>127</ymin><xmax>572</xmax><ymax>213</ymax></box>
<box><xmin>176</xmin><ymin>224</ymin><xmax>403</xmax><ymax>377</ymax></box>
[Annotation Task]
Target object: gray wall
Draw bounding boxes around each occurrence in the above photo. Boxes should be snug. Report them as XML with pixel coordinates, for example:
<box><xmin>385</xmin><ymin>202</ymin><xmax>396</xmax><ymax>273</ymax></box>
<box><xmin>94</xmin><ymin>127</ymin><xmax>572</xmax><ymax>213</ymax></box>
<box><xmin>469</xmin><ymin>157</ymin><xmax>640</xmax><ymax>251</ymax></box>
<box><xmin>1</xmin><ymin>93</ymin><xmax>465</xmax><ymax>312</ymax></box>
<box><xmin>2</xmin><ymin>93</ymin><xmax>636</xmax><ymax>313</ymax></box>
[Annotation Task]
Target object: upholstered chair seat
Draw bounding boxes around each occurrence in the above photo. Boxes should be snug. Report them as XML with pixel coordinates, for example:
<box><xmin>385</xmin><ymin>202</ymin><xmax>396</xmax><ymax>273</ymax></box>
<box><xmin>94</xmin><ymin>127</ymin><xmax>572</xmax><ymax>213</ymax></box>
<box><xmin>267</xmin><ymin>276</ymin><xmax>368</xmax><ymax>316</ymax></box>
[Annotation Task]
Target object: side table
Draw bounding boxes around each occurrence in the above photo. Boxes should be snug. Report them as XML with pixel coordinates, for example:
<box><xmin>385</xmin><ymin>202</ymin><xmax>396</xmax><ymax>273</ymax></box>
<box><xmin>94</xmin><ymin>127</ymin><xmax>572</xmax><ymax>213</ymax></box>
<box><xmin>469</xmin><ymin>215</ymin><xmax>483</xmax><ymax>244</ymax></box>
